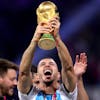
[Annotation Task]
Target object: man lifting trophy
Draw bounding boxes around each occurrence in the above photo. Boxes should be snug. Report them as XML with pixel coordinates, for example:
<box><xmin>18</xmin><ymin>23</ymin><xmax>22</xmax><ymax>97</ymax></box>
<box><xmin>36</xmin><ymin>1</ymin><xmax>59</xmax><ymax>50</ymax></box>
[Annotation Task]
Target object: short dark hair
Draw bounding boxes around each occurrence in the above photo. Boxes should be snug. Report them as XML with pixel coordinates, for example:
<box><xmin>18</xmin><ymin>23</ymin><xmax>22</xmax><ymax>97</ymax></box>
<box><xmin>0</xmin><ymin>58</ymin><xmax>19</xmax><ymax>77</ymax></box>
<box><xmin>31</xmin><ymin>64</ymin><xmax>37</xmax><ymax>75</ymax></box>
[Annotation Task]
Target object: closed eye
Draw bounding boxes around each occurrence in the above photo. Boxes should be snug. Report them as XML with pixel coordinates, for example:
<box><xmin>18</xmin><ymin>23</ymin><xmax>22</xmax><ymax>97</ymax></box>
<box><xmin>49</xmin><ymin>62</ymin><xmax>55</xmax><ymax>66</ymax></box>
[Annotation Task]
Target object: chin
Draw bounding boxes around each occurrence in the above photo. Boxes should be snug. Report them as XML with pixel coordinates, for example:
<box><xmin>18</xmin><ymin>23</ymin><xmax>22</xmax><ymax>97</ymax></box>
<box><xmin>8</xmin><ymin>90</ymin><xmax>14</xmax><ymax>96</ymax></box>
<box><xmin>8</xmin><ymin>93</ymin><xmax>13</xmax><ymax>96</ymax></box>
<box><xmin>44</xmin><ymin>78</ymin><xmax>52</xmax><ymax>82</ymax></box>
<box><xmin>44</xmin><ymin>79</ymin><xmax>53</xmax><ymax>83</ymax></box>
<box><xmin>45</xmin><ymin>80</ymin><xmax>51</xmax><ymax>82</ymax></box>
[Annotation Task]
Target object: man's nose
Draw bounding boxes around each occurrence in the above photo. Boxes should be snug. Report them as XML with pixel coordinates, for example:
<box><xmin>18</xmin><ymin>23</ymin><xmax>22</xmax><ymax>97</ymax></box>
<box><xmin>13</xmin><ymin>80</ymin><xmax>18</xmax><ymax>85</ymax></box>
<box><xmin>45</xmin><ymin>63</ymin><xmax>50</xmax><ymax>67</ymax></box>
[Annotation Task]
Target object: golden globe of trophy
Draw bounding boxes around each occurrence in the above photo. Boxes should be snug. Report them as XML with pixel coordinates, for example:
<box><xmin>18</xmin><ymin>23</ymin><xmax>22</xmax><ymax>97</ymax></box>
<box><xmin>36</xmin><ymin>1</ymin><xmax>59</xmax><ymax>50</ymax></box>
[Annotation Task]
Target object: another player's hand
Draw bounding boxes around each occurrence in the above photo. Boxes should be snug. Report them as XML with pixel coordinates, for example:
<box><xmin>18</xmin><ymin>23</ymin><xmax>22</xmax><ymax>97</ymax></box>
<box><xmin>74</xmin><ymin>53</ymin><xmax>87</xmax><ymax>79</ymax></box>
<box><xmin>32</xmin><ymin>73</ymin><xmax>45</xmax><ymax>91</ymax></box>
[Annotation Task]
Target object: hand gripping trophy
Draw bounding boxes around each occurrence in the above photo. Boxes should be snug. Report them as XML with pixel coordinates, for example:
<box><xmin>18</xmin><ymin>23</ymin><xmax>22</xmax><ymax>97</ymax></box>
<box><xmin>36</xmin><ymin>1</ymin><xmax>59</xmax><ymax>50</ymax></box>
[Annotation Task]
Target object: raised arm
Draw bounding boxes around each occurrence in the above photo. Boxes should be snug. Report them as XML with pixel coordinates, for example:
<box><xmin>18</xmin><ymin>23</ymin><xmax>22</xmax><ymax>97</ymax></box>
<box><xmin>18</xmin><ymin>22</ymin><xmax>52</xmax><ymax>93</ymax></box>
<box><xmin>49</xmin><ymin>17</ymin><xmax>76</xmax><ymax>92</ymax></box>
<box><xmin>74</xmin><ymin>53</ymin><xmax>89</xmax><ymax>100</ymax></box>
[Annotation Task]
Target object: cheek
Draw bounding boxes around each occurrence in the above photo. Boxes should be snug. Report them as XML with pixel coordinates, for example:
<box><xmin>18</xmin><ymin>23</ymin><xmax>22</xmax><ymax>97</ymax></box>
<box><xmin>38</xmin><ymin>68</ymin><xmax>43</xmax><ymax>73</ymax></box>
<box><xmin>4</xmin><ymin>79</ymin><xmax>12</xmax><ymax>86</ymax></box>
<box><xmin>1</xmin><ymin>82</ymin><xmax>9</xmax><ymax>89</ymax></box>
<box><xmin>53</xmin><ymin>67</ymin><xmax>58</xmax><ymax>72</ymax></box>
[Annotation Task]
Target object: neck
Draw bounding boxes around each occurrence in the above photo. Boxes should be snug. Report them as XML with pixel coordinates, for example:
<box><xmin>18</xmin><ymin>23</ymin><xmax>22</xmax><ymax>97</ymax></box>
<box><xmin>43</xmin><ymin>80</ymin><xmax>59</xmax><ymax>94</ymax></box>
<box><xmin>43</xmin><ymin>86</ymin><xmax>56</xmax><ymax>94</ymax></box>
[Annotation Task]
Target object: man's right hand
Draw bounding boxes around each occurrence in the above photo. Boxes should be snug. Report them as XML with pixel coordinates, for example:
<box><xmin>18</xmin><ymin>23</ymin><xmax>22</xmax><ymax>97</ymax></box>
<box><xmin>32</xmin><ymin>22</ymin><xmax>52</xmax><ymax>42</ymax></box>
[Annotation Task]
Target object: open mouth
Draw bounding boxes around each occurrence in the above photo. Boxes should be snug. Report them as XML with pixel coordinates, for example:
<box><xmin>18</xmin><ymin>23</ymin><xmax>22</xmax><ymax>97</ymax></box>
<box><xmin>44</xmin><ymin>70</ymin><xmax>52</xmax><ymax>75</ymax></box>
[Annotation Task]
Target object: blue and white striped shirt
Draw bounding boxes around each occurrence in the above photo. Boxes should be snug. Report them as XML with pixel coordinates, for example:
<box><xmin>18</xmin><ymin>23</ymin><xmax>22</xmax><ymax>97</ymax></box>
<box><xmin>18</xmin><ymin>84</ymin><xmax>78</xmax><ymax>100</ymax></box>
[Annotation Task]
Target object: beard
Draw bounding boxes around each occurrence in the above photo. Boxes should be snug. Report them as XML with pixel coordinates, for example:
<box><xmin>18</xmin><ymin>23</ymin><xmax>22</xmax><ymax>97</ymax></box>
<box><xmin>43</xmin><ymin>79</ymin><xmax>54</xmax><ymax>86</ymax></box>
<box><xmin>1</xmin><ymin>85</ymin><xmax>14</xmax><ymax>96</ymax></box>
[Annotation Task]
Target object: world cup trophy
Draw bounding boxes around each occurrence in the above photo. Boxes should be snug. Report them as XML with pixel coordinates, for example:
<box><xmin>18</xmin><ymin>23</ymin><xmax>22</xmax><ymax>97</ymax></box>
<box><xmin>36</xmin><ymin>1</ymin><xmax>59</xmax><ymax>50</ymax></box>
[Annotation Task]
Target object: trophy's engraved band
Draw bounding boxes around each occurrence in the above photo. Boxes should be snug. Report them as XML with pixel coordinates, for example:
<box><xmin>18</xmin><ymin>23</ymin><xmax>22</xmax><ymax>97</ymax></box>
<box><xmin>38</xmin><ymin>34</ymin><xmax>55</xmax><ymax>50</ymax></box>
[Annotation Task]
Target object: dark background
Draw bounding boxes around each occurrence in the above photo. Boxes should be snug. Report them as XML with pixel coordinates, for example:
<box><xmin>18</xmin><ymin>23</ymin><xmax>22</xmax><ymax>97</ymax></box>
<box><xmin>0</xmin><ymin>0</ymin><xmax>100</xmax><ymax>99</ymax></box>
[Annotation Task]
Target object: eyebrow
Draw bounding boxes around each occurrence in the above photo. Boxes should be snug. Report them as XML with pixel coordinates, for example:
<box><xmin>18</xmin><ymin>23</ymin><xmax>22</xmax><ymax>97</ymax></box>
<box><xmin>40</xmin><ymin>61</ymin><xmax>56</xmax><ymax>65</ymax></box>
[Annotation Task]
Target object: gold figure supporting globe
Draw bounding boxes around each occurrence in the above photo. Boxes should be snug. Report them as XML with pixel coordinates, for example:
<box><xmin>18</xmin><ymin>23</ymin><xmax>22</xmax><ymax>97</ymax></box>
<box><xmin>36</xmin><ymin>1</ymin><xmax>59</xmax><ymax>50</ymax></box>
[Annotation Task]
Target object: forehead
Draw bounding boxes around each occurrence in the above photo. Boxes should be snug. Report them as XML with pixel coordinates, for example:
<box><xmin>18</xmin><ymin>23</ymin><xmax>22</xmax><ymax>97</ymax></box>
<box><xmin>6</xmin><ymin>69</ymin><xmax>17</xmax><ymax>77</ymax></box>
<box><xmin>38</xmin><ymin>58</ymin><xmax>56</xmax><ymax>65</ymax></box>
